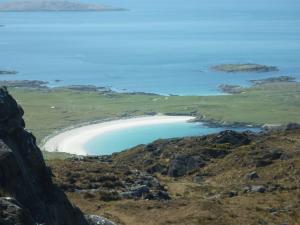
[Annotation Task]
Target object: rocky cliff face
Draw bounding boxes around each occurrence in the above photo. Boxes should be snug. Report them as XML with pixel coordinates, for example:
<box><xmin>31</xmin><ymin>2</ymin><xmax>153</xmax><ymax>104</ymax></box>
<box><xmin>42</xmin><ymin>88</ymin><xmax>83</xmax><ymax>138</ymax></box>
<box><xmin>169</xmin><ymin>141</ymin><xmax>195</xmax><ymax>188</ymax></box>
<box><xmin>0</xmin><ymin>87</ymin><xmax>114</xmax><ymax>225</ymax></box>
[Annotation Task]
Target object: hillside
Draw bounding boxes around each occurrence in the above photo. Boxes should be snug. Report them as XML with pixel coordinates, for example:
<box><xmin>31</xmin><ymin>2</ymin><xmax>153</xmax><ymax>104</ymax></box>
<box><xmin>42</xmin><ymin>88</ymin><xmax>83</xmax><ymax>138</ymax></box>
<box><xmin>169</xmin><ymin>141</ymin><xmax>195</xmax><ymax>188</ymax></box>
<box><xmin>48</xmin><ymin>126</ymin><xmax>300</xmax><ymax>225</ymax></box>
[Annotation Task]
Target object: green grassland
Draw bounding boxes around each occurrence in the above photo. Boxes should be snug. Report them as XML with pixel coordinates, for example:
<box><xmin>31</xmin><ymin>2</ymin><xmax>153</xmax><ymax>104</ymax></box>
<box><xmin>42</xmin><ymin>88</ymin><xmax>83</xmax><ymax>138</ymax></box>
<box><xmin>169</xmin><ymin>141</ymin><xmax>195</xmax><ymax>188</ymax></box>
<box><xmin>8</xmin><ymin>82</ymin><xmax>300</xmax><ymax>145</ymax></box>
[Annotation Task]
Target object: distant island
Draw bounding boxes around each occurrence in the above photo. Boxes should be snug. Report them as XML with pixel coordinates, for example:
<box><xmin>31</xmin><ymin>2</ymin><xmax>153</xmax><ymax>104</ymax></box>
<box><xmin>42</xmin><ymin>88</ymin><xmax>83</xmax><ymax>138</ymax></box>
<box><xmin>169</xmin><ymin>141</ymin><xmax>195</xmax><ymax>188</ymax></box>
<box><xmin>212</xmin><ymin>63</ymin><xmax>279</xmax><ymax>73</ymax></box>
<box><xmin>0</xmin><ymin>70</ymin><xmax>18</xmax><ymax>75</ymax></box>
<box><xmin>0</xmin><ymin>0</ymin><xmax>125</xmax><ymax>12</ymax></box>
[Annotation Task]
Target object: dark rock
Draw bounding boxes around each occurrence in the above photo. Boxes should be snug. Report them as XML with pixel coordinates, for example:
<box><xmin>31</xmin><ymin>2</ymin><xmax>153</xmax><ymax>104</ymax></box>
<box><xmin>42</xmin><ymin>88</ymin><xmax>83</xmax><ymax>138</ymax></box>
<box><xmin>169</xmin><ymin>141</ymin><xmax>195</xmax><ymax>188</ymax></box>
<box><xmin>120</xmin><ymin>185</ymin><xmax>150</xmax><ymax>199</ymax></box>
<box><xmin>145</xmin><ymin>191</ymin><xmax>171</xmax><ymax>201</ymax></box>
<box><xmin>85</xmin><ymin>215</ymin><xmax>116</xmax><ymax>225</ymax></box>
<box><xmin>167</xmin><ymin>155</ymin><xmax>204</xmax><ymax>177</ymax></box>
<box><xmin>212</xmin><ymin>130</ymin><xmax>252</xmax><ymax>146</ymax></box>
<box><xmin>0</xmin><ymin>197</ymin><xmax>33</xmax><ymax>225</ymax></box>
<box><xmin>250</xmin><ymin>185</ymin><xmax>266</xmax><ymax>193</ymax></box>
<box><xmin>280</xmin><ymin>153</ymin><xmax>291</xmax><ymax>161</ymax></box>
<box><xmin>202</xmin><ymin>149</ymin><xmax>229</xmax><ymax>158</ymax></box>
<box><xmin>146</xmin><ymin>163</ymin><xmax>167</xmax><ymax>174</ymax></box>
<box><xmin>145</xmin><ymin>143</ymin><xmax>157</xmax><ymax>152</ymax></box>
<box><xmin>256</xmin><ymin>159</ymin><xmax>272</xmax><ymax>167</ymax></box>
<box><xmin>262</xmin><ymin>150</ymin><xmax>282</xmax><ymax>160</ymax></box>
<box><xmin>245</xmin><ymin>171</ymin><xmax>259</xmax><ymax>180</ymax></box>
<box><xmin>267</xmin><ymin>207</ymin><xmax>278</xmax><ymax>213</ymax></box>
<box><xmin>130</xmin><ymin>185</ymin><xmax>150</xmax><ymax>197</ymax></box>
<box><xmin>286</xmin><ymin>123</ymin><xmax>300</xmax><ymax>131</ymax></box>
<box><xmin>0</xmin><ymin>87</ymin><xmax>112</xmax><ymax>225</ymax></box>
<box><xmin>98</xmin><ymin>191</ymin><xmax>120</xmax><ymax>202</ymax></box>
<box><xmin>228</xmin><ymin>191</ymin><xmax>238</xmax><ymax>198</ymax></box>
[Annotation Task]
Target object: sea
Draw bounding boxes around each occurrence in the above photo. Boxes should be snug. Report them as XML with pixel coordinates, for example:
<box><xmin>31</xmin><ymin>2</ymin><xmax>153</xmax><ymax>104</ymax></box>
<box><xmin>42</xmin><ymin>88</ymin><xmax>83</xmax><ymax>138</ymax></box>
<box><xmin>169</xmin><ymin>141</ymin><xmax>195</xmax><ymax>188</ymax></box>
<box><xmin>0</xmin><ymin>0</ymin><xmax>298</xmax><ymax>154</ymax></box>
<box><xmin>0</xmin><ymin>0</ymin><xmax>300</xmax><ymax>96</ymax></box>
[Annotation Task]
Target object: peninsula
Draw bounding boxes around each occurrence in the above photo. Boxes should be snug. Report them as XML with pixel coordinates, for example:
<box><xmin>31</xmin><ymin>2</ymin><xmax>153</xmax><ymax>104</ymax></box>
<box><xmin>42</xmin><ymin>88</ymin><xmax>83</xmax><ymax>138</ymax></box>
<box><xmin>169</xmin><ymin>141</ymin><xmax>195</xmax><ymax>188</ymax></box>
<box><xmin>0</xmin><ymin>0</ymin><xmax>124</xmax><ymax>12</ymax></box>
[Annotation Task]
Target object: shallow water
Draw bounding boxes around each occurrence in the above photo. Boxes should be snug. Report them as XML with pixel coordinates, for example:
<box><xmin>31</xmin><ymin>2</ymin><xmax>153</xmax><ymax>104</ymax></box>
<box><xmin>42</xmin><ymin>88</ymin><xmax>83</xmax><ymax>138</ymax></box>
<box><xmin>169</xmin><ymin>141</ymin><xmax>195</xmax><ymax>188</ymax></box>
<box><xmin>84</xmin><ymin>122</ymin><xmax>258</xmax><ymax>155</ymax></box>
<box><xmin>0</xmin><ymin>0</ymin><xmax>300</xmax><ymax>95</ymax></box>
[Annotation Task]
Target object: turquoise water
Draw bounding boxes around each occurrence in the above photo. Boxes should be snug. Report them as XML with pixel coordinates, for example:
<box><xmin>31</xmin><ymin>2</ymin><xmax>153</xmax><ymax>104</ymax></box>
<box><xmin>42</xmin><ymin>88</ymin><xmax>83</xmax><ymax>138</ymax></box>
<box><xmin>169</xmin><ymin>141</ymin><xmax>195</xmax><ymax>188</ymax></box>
<box><xmin>0</xmin><ymin>0</ymin><xmax>300</xmax><ymax>95</ymax></box>
<box><xmin>84</xmin><ymin>122</ymin><xmax>258</xmax><ymax>155</ymax></box>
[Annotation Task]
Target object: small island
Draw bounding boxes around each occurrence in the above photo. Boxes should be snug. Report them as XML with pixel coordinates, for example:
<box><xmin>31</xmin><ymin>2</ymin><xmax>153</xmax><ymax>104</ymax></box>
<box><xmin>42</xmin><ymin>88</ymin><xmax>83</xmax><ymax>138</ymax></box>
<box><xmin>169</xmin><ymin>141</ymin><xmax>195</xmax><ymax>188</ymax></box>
<box><xmin>0</xmin><ymin>0</ymin><xmax>124</xmax><ymax>12</ymax></box>
<box><xmin>212</xmin><ymin>63</ymin><xmax>279</xmax><ymax>73</ymax></box>
<box><xmin>0</xmin><ymin>70</ymin><xmax>18</xmax><ymax>75</ymax></box>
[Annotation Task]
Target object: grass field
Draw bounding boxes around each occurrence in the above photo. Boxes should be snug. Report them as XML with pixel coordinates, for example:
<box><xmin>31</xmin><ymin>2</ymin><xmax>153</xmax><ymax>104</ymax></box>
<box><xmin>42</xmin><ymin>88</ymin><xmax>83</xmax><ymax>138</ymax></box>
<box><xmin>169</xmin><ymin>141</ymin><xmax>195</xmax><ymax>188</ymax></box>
<box><xmin>8</xmin><ymin>82</ymin><xmax>300</xmax><ymax>145</ymax></box>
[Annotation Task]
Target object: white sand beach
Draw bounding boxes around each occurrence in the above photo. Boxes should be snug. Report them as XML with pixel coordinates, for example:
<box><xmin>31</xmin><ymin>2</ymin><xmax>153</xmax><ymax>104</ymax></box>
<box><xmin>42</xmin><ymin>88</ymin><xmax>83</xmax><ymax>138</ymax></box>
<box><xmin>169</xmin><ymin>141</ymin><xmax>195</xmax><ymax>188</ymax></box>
<box><xmin>43</xmin><ymin>115</ymin><xmax>195</xmax><ymax>155</ymax></box>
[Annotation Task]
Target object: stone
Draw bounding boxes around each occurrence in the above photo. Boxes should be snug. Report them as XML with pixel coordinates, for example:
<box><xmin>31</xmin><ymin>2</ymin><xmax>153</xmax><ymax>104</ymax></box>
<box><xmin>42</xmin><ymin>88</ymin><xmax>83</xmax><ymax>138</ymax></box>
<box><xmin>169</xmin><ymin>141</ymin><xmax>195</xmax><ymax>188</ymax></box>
<box><xmin>245</xmin><ymin>171</ymin><xmax>259</xmax><ymax>180</ymax></box>
<box><xmin>146</xmin><ymin>163</ymin><xmax>167</xmax><ymax>174</ymax></box>
<box><xmin>263</xmin><ymin>150</ymin><xmax>282</xmax><ymax>160</ymax></box>
<box><xmin>228</xmin><ymin>191</ymin><xmax>238</xmax><ymax>197</ymax></box>
<box><xmin>286</xmin><ymin>123</ymin><xmax>300</xmax><ymax>130</ymax></box>
<box><xmin>120</xmin><ymin>185</ymin><xmax>150</xmax><ymax>199</ymax></box>
<box><xmin>212</xmin><ymin>130</ymin><xmax>252</xmax><ymax>146</ymax></box>
<box><xmin>0</xmin><ymin>197</ymin><xmax>33</xmax><ymax>225</ymax></box>
<box><xmin>256</xmin><ymin>159</ymin><xmax>272</xmax><ymax>167</ymax></box>
<box><xmin>85</xmin><ymin>215</ymin><xmax>116</xmax><ymax>225</ymax></box>
<box><xmin>250</xmin><ymin>185</ymin><xmax>266</xmax><ymax>193</ymax></box>
<box><xmin>167</xmin><ymin>155</ymin><xmax>204</xmax><ymax>177</ymax></box>
<box><xmin>145</xmin><ymin>191</ymin><xmax>171</xmax><ymax>201</ymax></box>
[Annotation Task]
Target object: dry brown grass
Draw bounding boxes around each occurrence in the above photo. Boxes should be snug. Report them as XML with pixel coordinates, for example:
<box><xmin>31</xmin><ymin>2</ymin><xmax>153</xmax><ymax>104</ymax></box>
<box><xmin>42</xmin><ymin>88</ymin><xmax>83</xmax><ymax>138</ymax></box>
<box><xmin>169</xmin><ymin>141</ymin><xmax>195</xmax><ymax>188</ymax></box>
<box><xmin>47</xmin><ymin>129</ymin><xmax>300</xmax><ymax>225</ymax></box>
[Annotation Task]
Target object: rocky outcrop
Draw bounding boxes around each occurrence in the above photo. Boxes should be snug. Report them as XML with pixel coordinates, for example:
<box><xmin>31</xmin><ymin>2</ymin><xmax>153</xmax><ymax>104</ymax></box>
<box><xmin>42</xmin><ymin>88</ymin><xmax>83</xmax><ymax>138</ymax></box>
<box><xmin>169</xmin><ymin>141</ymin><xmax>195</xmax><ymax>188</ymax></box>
<box><xmin>211</xmin><ymin>130</ymin><xmax>252</xmax><ymax>146</ymax></box>
<box><xmin>0</xmin><ymin>197</ymin><xmax>33</xmax><ymax>225</ymax></box>
<box><xmin>0</xmin><ymin>87</ymin><xmax>115</xmax><ymax>225</ymax></box>
<box><xmin>168</xmin><ymin>155</ymin><xmax>205</xmax><ymax>177</ymax></box>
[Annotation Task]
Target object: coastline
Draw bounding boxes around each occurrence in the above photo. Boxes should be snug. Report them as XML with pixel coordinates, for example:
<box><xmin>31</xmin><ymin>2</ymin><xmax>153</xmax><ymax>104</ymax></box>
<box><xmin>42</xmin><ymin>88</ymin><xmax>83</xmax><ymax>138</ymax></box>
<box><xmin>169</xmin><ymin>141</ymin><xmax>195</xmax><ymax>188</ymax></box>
<box><xmin>42</xmin><ymin>115</ymin><xmax>195</xmax><ymax>156</ymax></box>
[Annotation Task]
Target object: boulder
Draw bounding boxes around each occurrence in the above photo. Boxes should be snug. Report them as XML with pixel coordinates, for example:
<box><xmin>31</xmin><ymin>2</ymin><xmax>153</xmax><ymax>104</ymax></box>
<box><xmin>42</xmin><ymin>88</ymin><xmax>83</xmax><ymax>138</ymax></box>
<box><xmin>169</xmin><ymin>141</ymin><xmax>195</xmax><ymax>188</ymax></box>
<box><xmin>245</xmin><ymin>171</ymin><xmax>259</xmax><ymax>180</ymax></box>
<box><xmin>85</xmin><ymin>215</ymin><xmax>116</xmax><ymax>225</ymax></box>
<box><xmin>212</xmin><ymin>130</ymin><xmax>252</xmax><ymax>146</ymax></box>
<box><xmin>145</xmin><ymin>191</ymin><xmax>171</xmax><ymax>201</ymax></box>
<box><xmin>167</xmin><ymin>155</ymin><xmax>204</xmax><ymax>177</ymax></box>
<box><xmin>286</xmin><ymin>123</ymin><xmax>300</xmax><ymax>130</ymax></box>
<box><xmin>146</xmin><ymin>163</ymin><xmax>167</xmax><ymax>174</ymax></box>
<box><xmin>250</xmin><ymin>185</ymin><xmax>266</xmax><ymax>193</ymax></box>
<box><xmin>255</xmin><ymin>159</ymin><xmax>272</xmax><ymax>167</ymax></box>
<box><xmin>120</xmin><ymin>185</ymin><xmax>150</xmax><ymax>199</ymax></box>
<box><xmin>0</xmin><ymin>197</ymin><xmax>33</xmax><ymax>225</ymax></box>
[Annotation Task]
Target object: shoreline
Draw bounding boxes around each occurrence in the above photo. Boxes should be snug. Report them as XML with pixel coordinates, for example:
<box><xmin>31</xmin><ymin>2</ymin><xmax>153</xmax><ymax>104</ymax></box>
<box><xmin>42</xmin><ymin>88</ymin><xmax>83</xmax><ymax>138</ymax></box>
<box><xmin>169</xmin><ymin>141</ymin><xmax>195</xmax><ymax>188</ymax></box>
<box><xmin>42</xmin><ymin>115</ymin><xmax>195</xmax><ymax>156</ymax></box>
